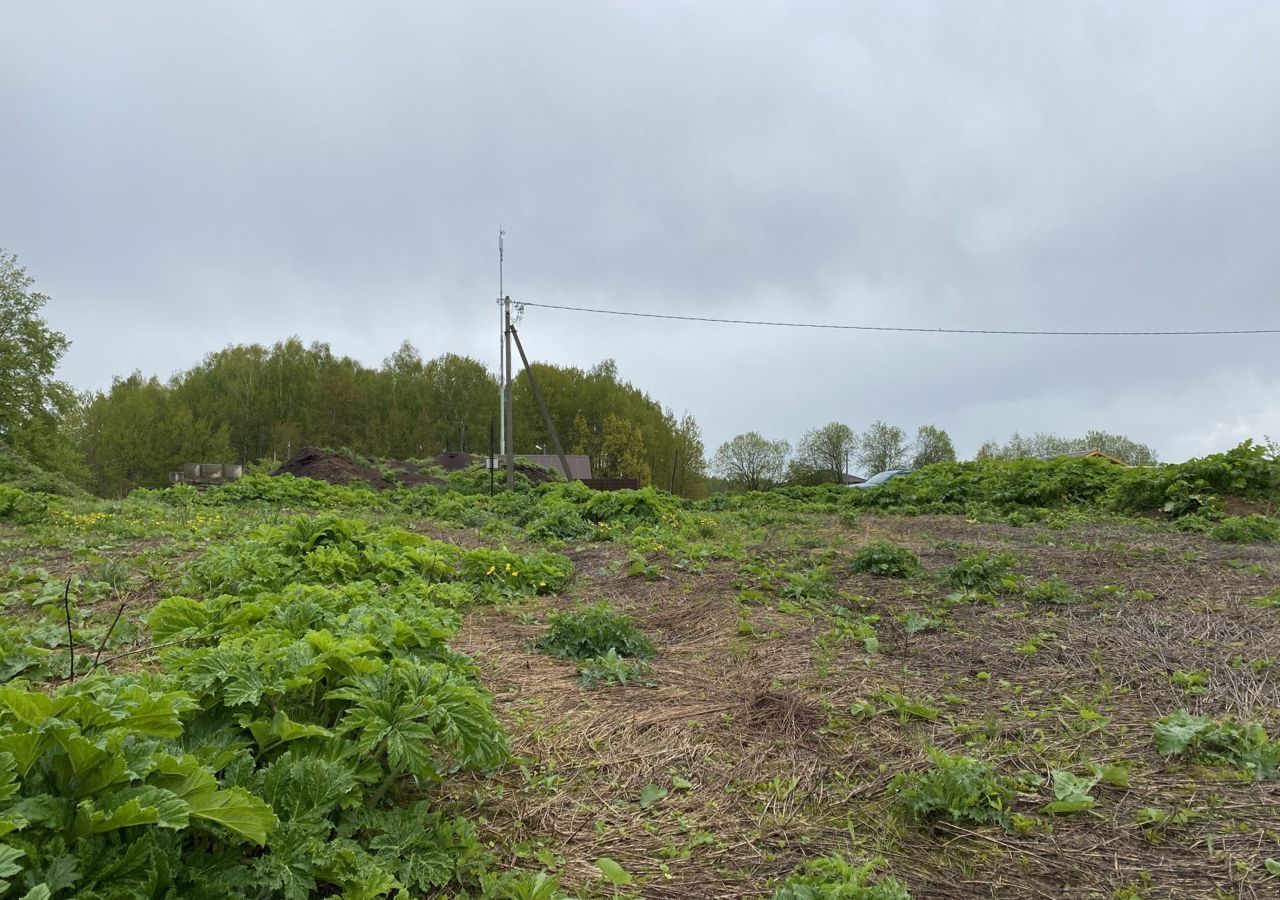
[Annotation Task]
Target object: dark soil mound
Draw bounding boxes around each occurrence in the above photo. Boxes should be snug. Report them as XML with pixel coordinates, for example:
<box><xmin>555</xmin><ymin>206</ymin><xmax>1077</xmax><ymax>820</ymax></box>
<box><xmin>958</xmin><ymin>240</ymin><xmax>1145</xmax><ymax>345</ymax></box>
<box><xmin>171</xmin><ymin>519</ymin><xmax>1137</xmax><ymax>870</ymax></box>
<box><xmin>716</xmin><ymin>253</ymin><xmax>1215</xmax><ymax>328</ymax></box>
<box><xmin>273</xmin><ymin>448</ymin><xmax>441</xmax><ymax>491</ymax></box>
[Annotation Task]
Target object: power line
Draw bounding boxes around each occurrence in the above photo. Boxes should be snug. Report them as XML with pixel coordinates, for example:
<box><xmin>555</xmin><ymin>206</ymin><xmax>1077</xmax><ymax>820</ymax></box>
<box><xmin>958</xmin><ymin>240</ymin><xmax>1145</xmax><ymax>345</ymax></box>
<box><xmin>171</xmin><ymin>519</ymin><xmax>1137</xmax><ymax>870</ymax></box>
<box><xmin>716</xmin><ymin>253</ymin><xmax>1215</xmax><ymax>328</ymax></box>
<box><xmin>517</xmin><ymin>301</ymin><xmax>1280</xmax><ymax>337</ymax></box>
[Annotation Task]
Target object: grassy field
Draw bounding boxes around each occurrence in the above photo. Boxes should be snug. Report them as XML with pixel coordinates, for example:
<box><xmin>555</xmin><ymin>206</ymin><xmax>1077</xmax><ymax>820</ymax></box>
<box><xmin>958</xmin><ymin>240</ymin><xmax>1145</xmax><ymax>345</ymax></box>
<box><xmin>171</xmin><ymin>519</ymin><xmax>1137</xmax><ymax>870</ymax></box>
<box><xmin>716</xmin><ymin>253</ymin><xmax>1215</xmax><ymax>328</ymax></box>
<box><xmin>0</xmin><ymin>463</ymin><xmax>1278</xmax><ymax>898</ymax></box>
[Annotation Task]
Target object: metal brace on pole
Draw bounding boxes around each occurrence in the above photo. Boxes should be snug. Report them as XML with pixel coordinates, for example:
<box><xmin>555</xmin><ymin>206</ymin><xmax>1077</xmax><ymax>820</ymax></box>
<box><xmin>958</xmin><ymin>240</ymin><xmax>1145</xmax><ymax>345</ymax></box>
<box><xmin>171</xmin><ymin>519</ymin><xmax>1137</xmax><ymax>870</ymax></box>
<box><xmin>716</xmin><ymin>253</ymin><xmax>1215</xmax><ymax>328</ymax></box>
<box><xmin>509</xmin><ymin>325</ymin><xmax>574</xmax><ymax>481</ymax></box>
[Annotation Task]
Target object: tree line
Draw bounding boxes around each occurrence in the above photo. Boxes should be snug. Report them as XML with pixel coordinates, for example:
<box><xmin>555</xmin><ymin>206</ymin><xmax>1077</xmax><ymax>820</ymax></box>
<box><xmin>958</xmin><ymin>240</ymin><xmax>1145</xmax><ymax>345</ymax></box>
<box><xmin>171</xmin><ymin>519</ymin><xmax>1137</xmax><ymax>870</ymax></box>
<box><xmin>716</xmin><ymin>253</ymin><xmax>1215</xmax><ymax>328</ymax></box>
<box><xmin>69</xmin><ymin>341</ymin><xmax>707</xmax><ymax>497</ymax></box>
<box><xmin>1</xmin><ymin>249</ymin><xmax>707</xmax><ymax>498</ymax></box>
<box><xmin>710</xmin><ymin>421</ymin><xmax>1158</xmax><ymax>491</ymax></box>
<box><xmin>710</xmin><ymin>421</ymin><xmax>957</xmax><ymax>490</ymax></box>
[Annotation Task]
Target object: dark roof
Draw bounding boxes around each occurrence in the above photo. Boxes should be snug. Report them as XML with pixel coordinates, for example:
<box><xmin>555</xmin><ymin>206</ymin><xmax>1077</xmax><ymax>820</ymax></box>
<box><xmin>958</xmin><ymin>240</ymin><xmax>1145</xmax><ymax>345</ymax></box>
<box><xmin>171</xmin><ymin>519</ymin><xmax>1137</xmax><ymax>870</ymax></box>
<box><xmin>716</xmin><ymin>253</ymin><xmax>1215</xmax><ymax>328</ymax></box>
<box><xmin>841</xmin><ymin>473</ymin><xmax>867</xmax><ymax>484</ymax></box>
<box><xmin>440</xmin><ymin>452</ymin><xmax>594</xmax><ymax>480</ymax></box>
<box><xmin>516</xmin><ymin>454</ymin><xmax>593</xmax><ymax>480</ymax></box>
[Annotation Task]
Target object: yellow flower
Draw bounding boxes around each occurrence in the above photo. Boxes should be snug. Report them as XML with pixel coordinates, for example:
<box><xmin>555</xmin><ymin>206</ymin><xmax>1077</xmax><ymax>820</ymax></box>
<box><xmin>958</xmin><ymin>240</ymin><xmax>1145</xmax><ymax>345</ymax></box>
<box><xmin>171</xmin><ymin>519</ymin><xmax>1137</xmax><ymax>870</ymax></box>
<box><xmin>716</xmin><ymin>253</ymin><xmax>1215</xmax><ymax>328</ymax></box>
<box><xmin>539</xmin><ymin>581</ymin><xmax>547</xmax><ymax>587</ymax></box>
<box><xmin>486</xmin><ymin>565</ymin><xmax>496</xmax><ymax>575</ymax></box>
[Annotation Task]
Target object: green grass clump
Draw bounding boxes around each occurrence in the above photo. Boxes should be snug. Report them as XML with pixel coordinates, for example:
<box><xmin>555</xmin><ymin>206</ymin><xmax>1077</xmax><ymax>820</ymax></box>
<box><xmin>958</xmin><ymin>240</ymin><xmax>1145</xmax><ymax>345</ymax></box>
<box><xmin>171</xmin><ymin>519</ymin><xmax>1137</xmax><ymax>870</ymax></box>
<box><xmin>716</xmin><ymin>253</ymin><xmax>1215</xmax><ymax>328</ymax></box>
<box><xmin>1024</xmin><ymin>575</ymin><xmax>1079</xmax><ymax>605</ymax></box>
<box><xmin>1209</xmin><ymin>515</ymin><xmax>1280</xmax><ymax>543</ymax></box>
<box><xmin>888</xmin><ymin>749</ymin><xmax>1015</xmax><ymax>827</ymax></box>
<box><xmin>773</xmin><ymin>854</ymin><xmax>911</xmax><ymax>899</ymax></box>
<box><xmin>850</xmin><ymin>540</ymin><xmax>920</xmax><ymax>578</ymax></box>
<box><xmin>577</xmin><ymin>649</ymin><xmax>653</xmax><ymax>688</ymax></box>
<box><xmin>942</xmin><ymin>551</ymin><xmax>1019</xmax><ymax>594</ymax></box>
<box><xmin>535</xmin><ymin>602</ymin><xmax>655</xmax><ymax>662</ymax></box>
<box><xmin>1153</xmin><ymin>710</ymin><xmax>1279</xmax><ymax>780</ymax></box>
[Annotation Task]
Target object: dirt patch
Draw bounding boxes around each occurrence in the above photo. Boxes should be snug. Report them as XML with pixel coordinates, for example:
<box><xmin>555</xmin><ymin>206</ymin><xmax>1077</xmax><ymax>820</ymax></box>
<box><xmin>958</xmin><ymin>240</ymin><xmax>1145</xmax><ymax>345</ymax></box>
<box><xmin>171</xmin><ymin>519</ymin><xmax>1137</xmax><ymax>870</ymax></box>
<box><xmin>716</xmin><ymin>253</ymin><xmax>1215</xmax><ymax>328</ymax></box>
<box><xmin>273</xmin><ymin>448</ymin><xmax>441</xmax><ymax>490</ymax></box>
<box><xmin>448</xmin><ymin>513</ymin><xmax>1280</xmax><ymax>899</ymax></box>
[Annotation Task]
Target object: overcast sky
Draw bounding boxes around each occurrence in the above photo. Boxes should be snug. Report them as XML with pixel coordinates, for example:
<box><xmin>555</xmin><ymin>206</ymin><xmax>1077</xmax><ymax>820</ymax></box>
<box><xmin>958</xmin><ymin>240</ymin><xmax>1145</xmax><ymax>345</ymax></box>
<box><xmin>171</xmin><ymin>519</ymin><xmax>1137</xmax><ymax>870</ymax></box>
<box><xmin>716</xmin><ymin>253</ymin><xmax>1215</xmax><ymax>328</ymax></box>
<box><xmin>4</xmin><ymin>1</ymin><xmax>1278</xmax><ymax>462</ymax></box>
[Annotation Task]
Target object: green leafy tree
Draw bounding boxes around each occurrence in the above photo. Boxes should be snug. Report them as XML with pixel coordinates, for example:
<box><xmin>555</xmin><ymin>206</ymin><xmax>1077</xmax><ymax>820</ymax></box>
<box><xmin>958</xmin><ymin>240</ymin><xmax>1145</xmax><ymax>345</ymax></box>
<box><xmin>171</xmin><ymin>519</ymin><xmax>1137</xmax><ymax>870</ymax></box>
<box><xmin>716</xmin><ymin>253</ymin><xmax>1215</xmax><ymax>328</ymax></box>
<box><xmin>597</xmin><ymin>414</ymin><xmax>651</xmax><ymax>483</ymax></box>
<box><xmin>712</xmin><ymin>432</ymin><xmax>790</xmax><ymax>491</ymax></box>
<box><xmin>911</xmin><ymin>424</ymin><xmax>956</xmax><ymax>468</ymax></box>
<box><xmin>857</xmin><ymin>421</ymin><xmax>910</xmax><ymax>474</ymax></box>
<box><xmin>797</xmin><ymin>422</ymin><xmax>858</xmax><ymax>483</ymax></box>
<box><xmin>423</xmin><ymin>353</ymin><xmax>495</xmax><ymax>455</ymax></box>
<box><xmin>0</xmin><ymin>250</ymin><xmax>82</xmax><ymax>478</ymax></box>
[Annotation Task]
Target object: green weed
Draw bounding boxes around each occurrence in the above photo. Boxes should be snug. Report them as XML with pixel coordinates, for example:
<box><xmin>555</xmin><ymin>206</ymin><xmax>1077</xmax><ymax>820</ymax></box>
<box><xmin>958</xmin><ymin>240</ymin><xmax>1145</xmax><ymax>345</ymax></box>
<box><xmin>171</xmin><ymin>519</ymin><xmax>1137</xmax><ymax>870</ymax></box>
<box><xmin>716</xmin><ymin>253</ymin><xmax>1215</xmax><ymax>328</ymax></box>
<box><xmin>1153</xmin><ymin>710</ymin><xmax>1278</xmax><ymax>779</ymax></box>
<box><xmin>535</xmin><ymin>602</ymin><xmax>656</xmax><ymax>662</ymax></box>
<box><xmin>850</xmin><ymin>540</ymin><xmax>920</xmax><ymax>578</ymax></box>
<box><xmin>888</xmin><ymin>749</ymin><xmax>1015</xmax><ymax>827</ymax></box>
<box><xmin>943</xmin><ymin>551</ymin><xmax>1019</xmax><ymax>594</ymax></box>
<box><xmin>772</xmin><ymin>855</ymin><xmax>911</xmax><ymax>899</ymax></box>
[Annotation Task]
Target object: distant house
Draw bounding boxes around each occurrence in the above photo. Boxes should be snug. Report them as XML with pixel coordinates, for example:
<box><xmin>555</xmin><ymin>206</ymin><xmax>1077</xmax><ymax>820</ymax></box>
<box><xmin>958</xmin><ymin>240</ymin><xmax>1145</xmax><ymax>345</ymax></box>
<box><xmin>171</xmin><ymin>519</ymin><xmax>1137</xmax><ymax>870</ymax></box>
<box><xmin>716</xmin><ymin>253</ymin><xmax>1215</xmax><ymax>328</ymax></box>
<box><xmin>1037</xmin><ymin>449</ymin><xmax>1128</xmax><ymax>466</ymax></box>
<box><xmin>515</xmin><ymin>454</ymin><xmax>593</xmax><ymax>480</ymax></box>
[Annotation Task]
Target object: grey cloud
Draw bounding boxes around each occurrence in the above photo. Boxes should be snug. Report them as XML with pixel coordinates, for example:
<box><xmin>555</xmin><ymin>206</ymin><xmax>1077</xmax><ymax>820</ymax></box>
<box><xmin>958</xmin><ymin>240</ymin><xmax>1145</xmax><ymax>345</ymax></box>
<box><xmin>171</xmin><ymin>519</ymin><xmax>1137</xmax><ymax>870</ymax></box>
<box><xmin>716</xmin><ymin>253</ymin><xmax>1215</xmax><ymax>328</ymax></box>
<box><xmin>3</xmin><ymin>1</ymin><xmax>1278</xmax><ymax>462</ymax></box>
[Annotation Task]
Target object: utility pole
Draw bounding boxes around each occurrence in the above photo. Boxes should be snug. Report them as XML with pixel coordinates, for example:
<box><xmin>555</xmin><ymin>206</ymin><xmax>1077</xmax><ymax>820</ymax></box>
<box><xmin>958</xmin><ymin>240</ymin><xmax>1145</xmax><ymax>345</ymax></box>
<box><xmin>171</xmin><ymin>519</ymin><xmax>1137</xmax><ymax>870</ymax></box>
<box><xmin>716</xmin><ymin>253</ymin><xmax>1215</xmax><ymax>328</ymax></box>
<box><xmin>504</xmin><ymin>295</ymin><xmax>515</xmax><ymax>488</ymax></box>
<box><xmin>497</xmin><ymin>229</ymin><xmax>505</xmax><ymax>460</ymax></box>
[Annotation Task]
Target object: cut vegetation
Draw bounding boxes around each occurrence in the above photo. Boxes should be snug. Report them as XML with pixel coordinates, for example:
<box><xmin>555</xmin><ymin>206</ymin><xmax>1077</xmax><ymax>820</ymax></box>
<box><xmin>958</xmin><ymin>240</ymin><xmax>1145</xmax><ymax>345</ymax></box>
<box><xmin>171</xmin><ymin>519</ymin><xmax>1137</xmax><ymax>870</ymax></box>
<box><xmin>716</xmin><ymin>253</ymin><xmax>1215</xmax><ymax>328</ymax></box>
<box><xmin>0</xmin><ymin>444</ymin><xmax>1278</xmax><ymax>897</ymax></box>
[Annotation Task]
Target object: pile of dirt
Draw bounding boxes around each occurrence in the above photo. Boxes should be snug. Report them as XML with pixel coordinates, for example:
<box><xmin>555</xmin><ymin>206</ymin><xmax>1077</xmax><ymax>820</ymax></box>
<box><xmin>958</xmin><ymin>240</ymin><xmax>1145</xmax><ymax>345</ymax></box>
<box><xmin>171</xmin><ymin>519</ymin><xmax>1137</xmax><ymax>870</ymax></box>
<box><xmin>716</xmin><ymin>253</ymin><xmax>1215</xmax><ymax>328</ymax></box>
<box><xmin>273</xmin><ymin>448</ymin><xmax>440</xmax><ymax>491</ymax></box>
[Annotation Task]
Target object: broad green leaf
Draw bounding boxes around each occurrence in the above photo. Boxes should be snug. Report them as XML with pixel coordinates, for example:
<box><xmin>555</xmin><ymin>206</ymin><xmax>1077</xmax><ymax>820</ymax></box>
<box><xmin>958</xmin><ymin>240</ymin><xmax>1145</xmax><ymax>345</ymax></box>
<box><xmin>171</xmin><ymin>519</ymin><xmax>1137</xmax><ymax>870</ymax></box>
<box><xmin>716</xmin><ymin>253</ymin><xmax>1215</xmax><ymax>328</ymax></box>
<box><xmin>0</xmin><ymin>688</ymin><xmax>69</xmax><ymax>728</ymax></box>
<box><xmin>72</xmin><ymin>753</ymin><xmax>128</xmax><ymax>800</ymax></box>
<box><xmin>18</xmin><ymin>886</ymin><xmax>50</xmax><ymax>900</ymax></box>
<box><xmin>1153</xmin><ymin>711</ymin><xmax>1210</xmax><ymax>756</ymax></box>
<box><xmin>186</xmin><ymin>787</ymin><xmax>277</xmax><ymax>845</ymax></box>
<box><xmin>1051</xmin><ymin>770</ymin><xmax>1100</xmax><ymax>803</ymax></box>
<box><xmin>638</xmin><ymin>783</ymin><xmax>667</xmax><ymax>809</ymax></box>
<box><xmin>0</xmin><ymin>753</ymin><xmax>18</xmax><ymax>803</ymax></box>
<box><xmin>1265</xmin><ymin>858</ymin><xmax>1280</xmax><ymax>876</ymax></box>
<box><xmin>73</xmin><ymin>787</ymin><xmax>189</xmax><ymax>835</ymax></box>
<box><xmin>69</xmin><ymin>695</ymin><xmax>119</xmax><ymax>730</ymax></box>
<box><xmin>6</xmin><ymin>795</ymin><xmax>67</xmax><ymax>830</ymax></box>
<box><xmin>1043</xmin><ymin>798</ymin><xmax>1095</xmax><ymax>814</ymax></box>
<box><xmin>149</xmin><ymin>753</ymin><xmax>217</xmax><ymax>799</ymax></box>
<box><xmin>1090</xmin><ymin>762</ymin><xmax>1130</xmax><ymax>788</ymax></box>
<box><xmin>594</xmin><ymin>857</ymin><xmax>632</xmax><ymax>885</ymax></box>
<box><xmin>36</xmin><ymin>853</ymin><xmax>78</xmax><ymax>894</ymax></box>
<box><xmin>902</xmin><ymin>701</ymin><xmax>938</xmax><ymax>721</ymax></box>
<box><xmin>146</xmin><ymin>597</ymin><xmax>211</xmax><ymax>641</ymax></box>
<box><xmin>115</xmin><ymin>687</ymin><xmax>197</xmax><ymax>738</ymax></box>
<box><xmin>51</xmin><ymin>732</ymin><xmax>108</xmax><ymax>779</ymax></box>
<box><xmin>0</xmin><ymin>732</ymin><xmax>50</xmax><ymax>777</ymax></box>
<box><xmin>0</xmin><ymin>844</ymin><xmax>24</xmax><ymax>879</ymax></box>
<box><xmin>240</xmin><ymin>710</ymin><xmax>333</xmax><ymax>750</ymax></box>
<box><xmin>222</xmin><ymin>669</ymin><xmax>268</xmax><ymax>707</ymax></box>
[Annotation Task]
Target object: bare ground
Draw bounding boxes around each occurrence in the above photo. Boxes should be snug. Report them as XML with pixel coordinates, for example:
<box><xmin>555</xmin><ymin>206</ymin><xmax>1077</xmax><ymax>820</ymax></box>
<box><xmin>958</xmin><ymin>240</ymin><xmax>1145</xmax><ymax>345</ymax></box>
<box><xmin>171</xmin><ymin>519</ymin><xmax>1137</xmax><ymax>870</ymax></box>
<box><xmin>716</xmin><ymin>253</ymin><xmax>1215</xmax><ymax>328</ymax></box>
<box><xmin>448</xmin><ymin>514</ymin><xmax>1280</xmax><ymax>899</ymax></box>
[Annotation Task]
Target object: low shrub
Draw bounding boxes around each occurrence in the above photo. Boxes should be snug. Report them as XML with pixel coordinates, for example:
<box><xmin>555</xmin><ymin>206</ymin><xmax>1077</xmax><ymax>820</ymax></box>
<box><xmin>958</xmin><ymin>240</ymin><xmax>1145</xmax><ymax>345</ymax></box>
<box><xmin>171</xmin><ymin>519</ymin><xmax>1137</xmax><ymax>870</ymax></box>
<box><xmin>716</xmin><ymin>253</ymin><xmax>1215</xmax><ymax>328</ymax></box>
<box><xmin>1024</xmin><ymin>575</ymin><xmax>1079</xmax><ymax>605</ymax></box>
<box><xmin>942</xmin><ymin>551</ymin><xmax>1019</xmax><ymax>594</ymax></box>
<box><xmin>1153</xmin><ymin>710</ymin><xmax>1278</xmax><ymax>780</ymax></box>
<box><xmin>773</xmin><ymin>855</ymin><xmax>911</xmax><ymax>900</ymax></box>
<box><xmin>850</xmin><ymin>540</ymin><xmax>920</xmax><ymax>578</ymax></box>
<box><xmin>0</xmin><ymin>484</ymin><xmax>48</xmax><ymax>524</ymax></box>
<box><xmin>577</xmin><ymin>649</ymin><xmax>653</xmax><ymax>688</ymax></box>
<box><xmin>535</xmin><ymin>602</ymin><xmax>655</xmax><ymax>662</ymax></box>
<box><xmin>1209</xmin><ymin>515</ymin><xmax>1280</xmax><ymax>543</ymax></box>
<box><xmin>778</xmin><ymin>567</ymin><xmax>833</xmax><ymax>601</ymax></box>
<box><xmin>888</xmin><ymin>750</ymin><xmax>1015</xmax><ymax>827</ymax></box>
